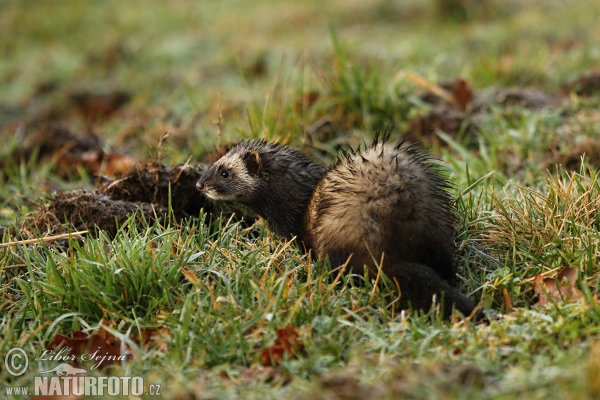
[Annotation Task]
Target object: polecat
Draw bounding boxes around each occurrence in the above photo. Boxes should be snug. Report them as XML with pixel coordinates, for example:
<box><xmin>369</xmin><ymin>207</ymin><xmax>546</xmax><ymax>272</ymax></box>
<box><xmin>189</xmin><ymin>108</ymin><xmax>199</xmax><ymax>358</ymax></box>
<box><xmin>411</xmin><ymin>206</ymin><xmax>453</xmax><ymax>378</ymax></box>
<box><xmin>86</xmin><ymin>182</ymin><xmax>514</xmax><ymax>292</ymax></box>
<box><xmin>196</xmin><ymin>133</ymin><xmax>478</xmax><ymax>319</ymax></box>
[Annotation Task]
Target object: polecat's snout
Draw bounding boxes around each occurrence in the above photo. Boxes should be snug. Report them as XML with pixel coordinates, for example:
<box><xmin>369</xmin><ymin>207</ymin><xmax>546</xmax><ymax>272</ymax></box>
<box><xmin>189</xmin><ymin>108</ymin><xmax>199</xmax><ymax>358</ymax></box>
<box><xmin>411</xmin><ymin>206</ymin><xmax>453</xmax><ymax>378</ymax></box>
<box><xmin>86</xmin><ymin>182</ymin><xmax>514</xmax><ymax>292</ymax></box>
<box><xmin>196</xmin><ymin>164</ymin><xmax>222</xmax><ymax>196</ymax></box>
<box><xmin>196</xmin><ymin>175</ymin><xmax>211</xmax><ymax>195</ymax></box>
<box><xmin>195</xmin><ymin>171</ymin><xmax>217</xmax><ymax>199</ymax></box>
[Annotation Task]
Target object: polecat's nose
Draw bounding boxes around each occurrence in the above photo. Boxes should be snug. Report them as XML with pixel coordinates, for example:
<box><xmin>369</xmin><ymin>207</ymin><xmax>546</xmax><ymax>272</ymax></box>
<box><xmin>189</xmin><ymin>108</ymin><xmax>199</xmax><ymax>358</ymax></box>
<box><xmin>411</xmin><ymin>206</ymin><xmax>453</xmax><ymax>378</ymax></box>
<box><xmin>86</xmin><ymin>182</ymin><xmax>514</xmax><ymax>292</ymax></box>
<box><xmin>196</xmin><ymin>181</ymin><xmax>205</xmax><ymax>191</ymax></box>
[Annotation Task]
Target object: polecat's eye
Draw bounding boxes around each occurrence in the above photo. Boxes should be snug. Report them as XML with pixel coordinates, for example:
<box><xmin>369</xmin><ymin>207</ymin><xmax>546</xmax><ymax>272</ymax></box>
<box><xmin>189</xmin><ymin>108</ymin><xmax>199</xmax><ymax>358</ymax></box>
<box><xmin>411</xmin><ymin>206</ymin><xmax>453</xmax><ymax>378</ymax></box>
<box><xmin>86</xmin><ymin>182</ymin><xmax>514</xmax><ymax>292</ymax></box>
<box><xmin>221</xmin><ymin>170</ymin><xmax>230</xmax><ymax>178</ymax></box>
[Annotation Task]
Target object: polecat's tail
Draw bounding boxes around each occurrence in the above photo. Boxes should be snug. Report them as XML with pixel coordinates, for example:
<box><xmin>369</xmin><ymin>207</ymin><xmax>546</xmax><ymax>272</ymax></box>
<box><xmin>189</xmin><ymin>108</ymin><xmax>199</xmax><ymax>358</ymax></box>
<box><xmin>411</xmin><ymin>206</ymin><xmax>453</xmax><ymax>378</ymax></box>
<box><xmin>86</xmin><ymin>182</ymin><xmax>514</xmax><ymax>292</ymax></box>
<box><xmin>389</xmin><ymin>261</ymin><xmax>480</xmax><ymax>320</ymax></box>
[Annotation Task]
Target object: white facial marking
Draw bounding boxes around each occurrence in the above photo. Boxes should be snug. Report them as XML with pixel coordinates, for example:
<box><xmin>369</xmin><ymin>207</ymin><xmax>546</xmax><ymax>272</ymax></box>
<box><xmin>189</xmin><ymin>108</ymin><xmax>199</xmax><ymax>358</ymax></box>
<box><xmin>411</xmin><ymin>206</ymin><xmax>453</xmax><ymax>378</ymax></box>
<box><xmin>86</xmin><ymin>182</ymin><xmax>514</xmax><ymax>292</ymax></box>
<box><xmin>226</xmin><ymin>153</ymin><xmax>253</xmax><ymax>185</ymax></box>
<box><xmin>204</xmin><ymin>189</ymin><xmax>236</xmax><ymax>201</ymax></box>
<box><xmin>201</xmin><ymin>151</ymin><xmax>256</xmax><ymax>202</ymax></box>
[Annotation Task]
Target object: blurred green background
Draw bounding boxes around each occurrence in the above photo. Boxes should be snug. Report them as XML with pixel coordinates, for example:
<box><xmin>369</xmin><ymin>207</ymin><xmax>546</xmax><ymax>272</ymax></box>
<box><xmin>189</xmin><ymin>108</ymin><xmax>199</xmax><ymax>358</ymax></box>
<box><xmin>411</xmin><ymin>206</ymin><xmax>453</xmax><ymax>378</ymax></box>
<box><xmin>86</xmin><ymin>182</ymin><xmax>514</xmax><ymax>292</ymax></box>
<box><xmin>2</xmin><ymin>0</ymin><xmax>598</xmax><ymax>152</ymax></box>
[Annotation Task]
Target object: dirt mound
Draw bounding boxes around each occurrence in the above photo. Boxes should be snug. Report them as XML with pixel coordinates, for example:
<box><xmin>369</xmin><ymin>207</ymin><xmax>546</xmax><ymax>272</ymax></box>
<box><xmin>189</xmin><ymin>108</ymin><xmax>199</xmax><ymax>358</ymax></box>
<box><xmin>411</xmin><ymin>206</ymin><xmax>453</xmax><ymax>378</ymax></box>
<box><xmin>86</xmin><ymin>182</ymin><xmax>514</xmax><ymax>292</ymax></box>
<box><xmin>544</xmin><ymin>138</ymin><xmax>600</xmax><ymax>172</ymax></box>
<box><xmin>563</xmin><ymin>71</ymin><xmax>600</xmax><ymax>96</ymax></box>
<box><xmin>4</xmin><ymin>123</ymin><xmax>138</xmax><ymax>178</ymax></box>
<box><xmin>22</xmin><ymin>190</ymin><xmax>168</xmax><ymax>237</ymax></box>
<box><xmin>20</xmin><ymin>163</ymin><xmax>215</xmax><ymax>238</ymax></box>
<box><xmin>487</xmin><ymin>87</ymin><xmax>559</xmax><ymax>109</ymax></box>
<box><xmin>13</xmin><ymin>124</ymin><xmax>101</xmax><ymax>164</ymax></box>
<box><xmin>405</xmin><ymin>79</ymin><xmax>561</xmax><ymax>147</ymax></box>
<box><xmin>70</xmin><ymin>90</ymin><xmax>130</xmax><ymax>121</ymax></box>
<box><xmin>403</xmin><ymin>108</ymin><xmax>479</xmax><ymax>146</ymax></box>
<box><xmin>99</xmin><ymin>163</ymin><xmax>211</xmax><ymax>218</ymax></box>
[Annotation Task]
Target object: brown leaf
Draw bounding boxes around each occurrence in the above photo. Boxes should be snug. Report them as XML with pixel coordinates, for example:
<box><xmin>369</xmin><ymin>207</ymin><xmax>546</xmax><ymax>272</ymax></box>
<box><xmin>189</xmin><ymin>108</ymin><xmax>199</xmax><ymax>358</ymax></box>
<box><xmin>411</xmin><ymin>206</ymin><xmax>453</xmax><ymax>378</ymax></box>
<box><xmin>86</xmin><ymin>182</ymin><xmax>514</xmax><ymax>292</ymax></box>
<box><xmin>102</xmin><ymin>153</ymin><xmax>138</xmax><ymax>176</ymax></box>
<box><xmin>533</xmin><ymin>267</ymin><xmax>584</xmax><ymax>307</ymax></box>
<box><xmin>502</xmin><ymin>287</ymin><xmax>513</xmax><ymax>312</ymax></box>
<box><xmin>181</xmin><ymin>267</ymin><xmax>201</xmax><ymax>285</ymax></box>
<box><xmin>259</xmin><ymin>326</ymin><xmax>303</xmax><ymax>367</ymax></box>
<box><xmin>80</xmin><ymin>151</ymin><xmax>138</xmax><ymax>176</ymax></box>
<box><xmin>452</xmin><ymin>78</ymin><xmax>474</xmax><ymax>111</ymax></box>
<box><xmin>78</xmin><ymin>151</ymin><xmax>105</xmax><ymax>174</ymax></box>
<box><xmin>49</xmin><ymin>328</ymin><xmax>128</xmax><ymax>369</ymax></box>
<box><xmin>294</xmin><ymin>91</ymin><xmax>320</xmax><ymax>112</ymax></box>
<box><xmin>138</xmin><ymin>326</ymin><xmax>171</xmax><ymax>352</ymax></box>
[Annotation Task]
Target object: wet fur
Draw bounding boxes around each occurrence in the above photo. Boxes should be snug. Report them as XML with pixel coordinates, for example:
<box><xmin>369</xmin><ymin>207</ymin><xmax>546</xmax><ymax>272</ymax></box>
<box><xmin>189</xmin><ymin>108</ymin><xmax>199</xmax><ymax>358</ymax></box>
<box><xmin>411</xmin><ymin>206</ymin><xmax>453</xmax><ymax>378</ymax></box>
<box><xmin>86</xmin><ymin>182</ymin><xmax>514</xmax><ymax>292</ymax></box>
<box><xmin>197</xmin><ymin>135</ymin><xmax>478</xmax><ymax>319</ymax></box>
<box><xmin>198</xmin><ymin>141</ymin><xmax>329</xmax><ymax>238</ymax></box>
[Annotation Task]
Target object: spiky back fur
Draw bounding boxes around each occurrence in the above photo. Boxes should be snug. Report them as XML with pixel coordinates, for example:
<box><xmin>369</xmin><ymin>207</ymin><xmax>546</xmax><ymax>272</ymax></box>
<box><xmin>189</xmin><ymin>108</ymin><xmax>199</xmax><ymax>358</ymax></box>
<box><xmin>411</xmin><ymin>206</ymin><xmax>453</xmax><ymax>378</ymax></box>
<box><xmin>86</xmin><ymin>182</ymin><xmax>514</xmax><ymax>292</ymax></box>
<box><xmin>302</xmin><ymin>136</ymin><xmax>457</xmax><ymax>283</ymax></box>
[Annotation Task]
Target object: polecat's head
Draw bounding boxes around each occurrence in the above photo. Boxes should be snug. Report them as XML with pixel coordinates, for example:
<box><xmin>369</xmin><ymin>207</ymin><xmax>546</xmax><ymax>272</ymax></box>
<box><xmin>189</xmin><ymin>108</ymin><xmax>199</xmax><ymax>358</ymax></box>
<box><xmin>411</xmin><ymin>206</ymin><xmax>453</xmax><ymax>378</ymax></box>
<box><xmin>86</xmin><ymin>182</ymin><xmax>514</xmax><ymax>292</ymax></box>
<box><xmin>196</xmin><ymin>143</ymin><xmax>263</xmax><ymax>203</ymax></box>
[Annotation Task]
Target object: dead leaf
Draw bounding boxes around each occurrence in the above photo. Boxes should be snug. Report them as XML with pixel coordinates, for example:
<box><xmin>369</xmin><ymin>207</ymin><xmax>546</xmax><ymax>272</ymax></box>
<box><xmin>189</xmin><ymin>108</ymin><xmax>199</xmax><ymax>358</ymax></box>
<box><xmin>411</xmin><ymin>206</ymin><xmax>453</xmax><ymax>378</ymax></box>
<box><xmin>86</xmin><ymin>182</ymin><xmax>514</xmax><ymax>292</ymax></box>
<box><xmin>295</xmin><ymin>91</ymin><xmax>320</xmax><ymax>112</ymax></box>
<box><xmin>138</xmin><ymin>326</ymin><xmax>171</xmax><ymax>352</ymax></box>
<box><xmin>259</xmin><ymin>326</ymin><xmax>303</xmax><ymax>367</ymax></box>
<box><xmin>533</xmin><ymin>267</ymin><xmax>584</xmax><ymax>307</ymax></box>
<box><xmin>502</xmin><ymin>287</ymin><xmax>513</xmax><ymax>312</ymax></box>
<box><xmin>181</xmin><ymin>267</ymin><xmax>201</xmax><ymax>285</ymax></box>
<box><xmin>80</xmin><ymin>151</ymin><xmax>138</xmax><ymax>176</ymax></box>
<box><xmin>49</xmin><ymin>328</ymin><xmax>128</xmax><ymax>369</ymax></box>
<box><xmin>452</xmin><ymin>78</ymin><xmax>473</xmax><ymax>111</ymax></box>
<box><xmin>403</xmin><ymin>107</ymin><xmax>478</xmax><ymax>145</ymax></box>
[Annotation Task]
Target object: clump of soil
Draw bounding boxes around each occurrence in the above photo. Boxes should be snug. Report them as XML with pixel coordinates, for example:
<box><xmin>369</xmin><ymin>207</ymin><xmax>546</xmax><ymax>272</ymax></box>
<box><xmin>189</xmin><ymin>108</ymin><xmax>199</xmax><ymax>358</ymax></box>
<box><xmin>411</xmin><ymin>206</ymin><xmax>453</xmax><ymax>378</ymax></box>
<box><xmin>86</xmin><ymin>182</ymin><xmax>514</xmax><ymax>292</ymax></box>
<box><xmin>16</xmin><ymin>124</ymin><xmax>101</xmax><ymax>163</ymax></box>
<box><xmin>544</xmin><ymin>138</ymin><xmax>600</xmax><ymax>172</ymax></box>
<box><xmin>5</xmin><ymin>123</ymin><xmax>137</xmax><ymax>178</ymax></box>
<box><xmin>99</xmin><ymin>163</ymin><xmax>211</xmax><ymax>218</ymax></box>
<box><xmin>488</xmin><ymin>87</ymin><xmax>559</xmax><ymax>109</ymax></box>
<box><xmin>417</xmin><ymin>79</ymin><xmax>559</xmax><ymax>111</ymax></box>
<box><xmin>70</xmin><ymin>90</ymin><xmax>130</xmax><ymax>121</ymax></box>
<box><xmin>563</xmin><ymin>71</ymin><xmax>600</xmax><ymax>96</ymax></box>
<box><xmin>21</xmin><ymin>163</ymin><xmax>216</xmax><ymax>238</ymax></box>
<box><xmin>22</xmin><ymin>190</ymin><xmax>168</xmax><ymax>238</ymax></box>
<box><xmin>406</xmin><ymin>78</ymin><xmax>561</xmax><ymax>147</ymax></box>
<box><xmin>403</xmin><ymin>108</ymin><xmax>479</xmax><ymax>146</ymax></box>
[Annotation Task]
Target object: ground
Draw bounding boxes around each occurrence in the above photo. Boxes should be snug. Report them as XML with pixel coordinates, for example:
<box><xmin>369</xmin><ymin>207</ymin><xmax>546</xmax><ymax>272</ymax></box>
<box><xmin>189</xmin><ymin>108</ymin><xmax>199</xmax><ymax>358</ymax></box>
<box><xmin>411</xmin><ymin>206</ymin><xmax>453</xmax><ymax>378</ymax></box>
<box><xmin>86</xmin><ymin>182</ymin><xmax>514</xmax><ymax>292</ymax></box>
<box><xmin>1</xmin><ymin>0</ymin><xmax>600</xmax><ymax>399</ymax></box>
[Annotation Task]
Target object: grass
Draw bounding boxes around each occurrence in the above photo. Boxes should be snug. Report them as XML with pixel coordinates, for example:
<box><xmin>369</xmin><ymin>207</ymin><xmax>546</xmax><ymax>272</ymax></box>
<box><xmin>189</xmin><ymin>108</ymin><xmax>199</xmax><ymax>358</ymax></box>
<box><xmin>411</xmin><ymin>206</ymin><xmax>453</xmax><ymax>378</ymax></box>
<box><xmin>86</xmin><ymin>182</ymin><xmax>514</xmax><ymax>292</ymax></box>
<box><xmin>2</xmin><ymin>0</ymin><xmax>600</xmax><ymax>398</ymax></box>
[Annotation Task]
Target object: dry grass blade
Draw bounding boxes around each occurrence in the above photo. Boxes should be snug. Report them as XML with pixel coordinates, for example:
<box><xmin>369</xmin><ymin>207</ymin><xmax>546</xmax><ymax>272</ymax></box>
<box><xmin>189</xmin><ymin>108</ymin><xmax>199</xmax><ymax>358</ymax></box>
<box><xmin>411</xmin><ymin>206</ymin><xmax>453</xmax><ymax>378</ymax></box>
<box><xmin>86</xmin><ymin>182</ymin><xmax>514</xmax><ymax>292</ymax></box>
<box><xmin>484</xmin><ymin>171</ymin><xmax>600</xmax><ymax>257</ymax></box>
<box><xmin>0</xmin><ymin>230</ymin><xmax>89</xmax><ymax>248</ymax></box>
<box><xmin>407</xmin><ymin>72</ymin><xmax>457</xmax><ymax>107</ymax></box>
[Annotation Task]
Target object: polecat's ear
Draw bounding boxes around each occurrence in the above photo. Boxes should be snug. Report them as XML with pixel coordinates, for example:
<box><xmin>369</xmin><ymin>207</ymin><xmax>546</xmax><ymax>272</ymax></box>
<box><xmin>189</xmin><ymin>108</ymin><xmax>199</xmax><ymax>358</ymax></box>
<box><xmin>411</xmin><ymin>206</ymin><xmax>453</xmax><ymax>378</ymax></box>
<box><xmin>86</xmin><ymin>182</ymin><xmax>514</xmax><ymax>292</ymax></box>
<box><xmin>242</xmin><ymin>151</ymin><xmax>262</xmax><ymax>176</ymax></box>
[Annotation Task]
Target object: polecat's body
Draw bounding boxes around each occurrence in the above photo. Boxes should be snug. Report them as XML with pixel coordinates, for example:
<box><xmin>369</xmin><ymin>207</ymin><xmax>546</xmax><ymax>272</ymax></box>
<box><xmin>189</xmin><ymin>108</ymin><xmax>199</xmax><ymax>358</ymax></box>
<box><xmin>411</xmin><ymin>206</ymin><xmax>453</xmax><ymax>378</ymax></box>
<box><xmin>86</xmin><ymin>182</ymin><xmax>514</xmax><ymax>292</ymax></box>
<box><xmin>197</xmin><ymin>135</ymin><xmax>477</xmax><ymax>318</ymax></box>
